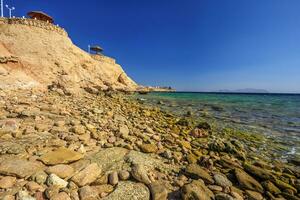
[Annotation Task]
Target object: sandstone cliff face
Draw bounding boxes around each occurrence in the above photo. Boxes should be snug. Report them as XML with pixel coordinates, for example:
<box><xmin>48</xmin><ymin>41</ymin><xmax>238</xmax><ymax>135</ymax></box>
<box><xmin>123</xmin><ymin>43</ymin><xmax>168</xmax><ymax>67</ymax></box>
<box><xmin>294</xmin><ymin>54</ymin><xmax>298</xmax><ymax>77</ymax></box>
<box><xmin>0</xmin><ymin>18</ymin><xmax>137</xmax><ymax>92</ymax></box>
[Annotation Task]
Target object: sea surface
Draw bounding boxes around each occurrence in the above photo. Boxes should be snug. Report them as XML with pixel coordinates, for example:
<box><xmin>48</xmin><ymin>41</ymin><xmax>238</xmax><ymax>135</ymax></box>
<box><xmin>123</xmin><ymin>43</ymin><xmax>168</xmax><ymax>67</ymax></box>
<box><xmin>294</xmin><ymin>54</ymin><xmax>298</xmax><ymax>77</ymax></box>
<box><xmin>135</xmin><ymin>92</ymin><xmax>300</xmax><ymax>162</ymax></box>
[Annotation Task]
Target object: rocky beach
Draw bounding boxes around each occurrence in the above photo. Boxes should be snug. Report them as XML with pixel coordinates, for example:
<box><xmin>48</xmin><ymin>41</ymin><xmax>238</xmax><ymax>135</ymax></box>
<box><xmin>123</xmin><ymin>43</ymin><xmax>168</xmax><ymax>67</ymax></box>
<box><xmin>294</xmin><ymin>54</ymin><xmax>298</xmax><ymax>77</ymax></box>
<box><xmin>0</xmin><ymin>89</ymin><xmax>299</xmax><ymax>200</ymax></box>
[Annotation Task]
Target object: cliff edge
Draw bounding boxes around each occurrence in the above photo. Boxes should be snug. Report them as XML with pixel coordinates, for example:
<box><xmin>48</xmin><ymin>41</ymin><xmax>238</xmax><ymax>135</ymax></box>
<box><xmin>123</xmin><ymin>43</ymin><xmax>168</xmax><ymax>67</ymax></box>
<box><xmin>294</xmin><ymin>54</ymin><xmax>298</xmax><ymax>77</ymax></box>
<box><xmin>0</xmin><ymin>17</ymin><xmax>137</xmax><ymax>93</ymax></box>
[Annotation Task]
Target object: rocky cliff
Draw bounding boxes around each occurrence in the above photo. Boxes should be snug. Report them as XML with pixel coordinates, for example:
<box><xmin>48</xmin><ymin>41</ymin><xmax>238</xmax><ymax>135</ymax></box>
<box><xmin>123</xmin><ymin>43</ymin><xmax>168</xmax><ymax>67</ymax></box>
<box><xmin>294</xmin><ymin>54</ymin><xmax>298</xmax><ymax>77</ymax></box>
<box><xmin>0</xmin><ymin>17</ymin><xmax>137</xmax><ymax>93</ymax></box>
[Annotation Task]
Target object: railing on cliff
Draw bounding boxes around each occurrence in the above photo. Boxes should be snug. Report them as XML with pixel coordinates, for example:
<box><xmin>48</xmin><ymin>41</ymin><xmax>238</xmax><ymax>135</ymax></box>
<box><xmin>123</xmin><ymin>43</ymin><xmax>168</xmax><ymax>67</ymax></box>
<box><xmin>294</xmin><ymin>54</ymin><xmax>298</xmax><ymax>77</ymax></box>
<box><xmin>0</xmin><ymin>17</ymin><xmax>68</xmax><ymax>36</ymax></box>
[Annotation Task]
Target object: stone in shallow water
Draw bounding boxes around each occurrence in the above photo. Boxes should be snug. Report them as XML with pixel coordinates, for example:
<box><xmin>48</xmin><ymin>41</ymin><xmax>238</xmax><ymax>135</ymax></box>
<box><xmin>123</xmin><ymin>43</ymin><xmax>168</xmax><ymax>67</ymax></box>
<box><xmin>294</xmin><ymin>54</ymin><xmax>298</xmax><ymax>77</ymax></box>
<box><xmin>102</xmin><ymin>181</ymin><xmax>150</xmax><ymax>200</ymax></box>
<box><xmin>39</xmin><ymin>147</ymin><xmax>83</xmax><ymax>165</ymax></box>
<box><xmin>71</xmin><ymin>163</ymin><xmax>101</xmax><ymax>186</ymax></box>
<box><xmin>0</xmin><ymin>158</ymin><xmax>44</xmax><ymax>178</ymax></box>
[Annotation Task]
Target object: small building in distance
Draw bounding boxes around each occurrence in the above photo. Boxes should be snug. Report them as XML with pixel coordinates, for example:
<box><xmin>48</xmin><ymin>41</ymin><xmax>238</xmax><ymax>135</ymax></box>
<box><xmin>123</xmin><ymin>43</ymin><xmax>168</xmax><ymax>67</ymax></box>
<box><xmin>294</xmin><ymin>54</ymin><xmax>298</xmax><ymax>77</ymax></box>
<box><xmin>27</xmin><ymin>11</ymin><xmax>54</xmax><ymax>23</ymax></box>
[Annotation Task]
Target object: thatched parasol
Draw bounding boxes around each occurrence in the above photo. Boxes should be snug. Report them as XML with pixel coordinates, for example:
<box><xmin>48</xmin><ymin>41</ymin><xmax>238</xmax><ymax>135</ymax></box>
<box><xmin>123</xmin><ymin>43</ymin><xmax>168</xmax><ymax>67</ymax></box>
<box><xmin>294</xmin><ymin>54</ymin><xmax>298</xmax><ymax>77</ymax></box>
<box><xmin>27</xmin><ymin>11</ymin><xmax>54</xmax><ymax>23</ymax></box>
<box><xmin>90</xmin><ymin>45</ymin><xmax>103</xmax><ymax>53</ymax></box>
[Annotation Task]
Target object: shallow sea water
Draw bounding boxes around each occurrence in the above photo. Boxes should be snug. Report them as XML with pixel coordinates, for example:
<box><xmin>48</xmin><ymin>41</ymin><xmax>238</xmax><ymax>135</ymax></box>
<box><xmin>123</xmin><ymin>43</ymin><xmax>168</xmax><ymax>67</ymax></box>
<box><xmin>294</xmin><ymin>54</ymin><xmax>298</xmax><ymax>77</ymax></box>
<box><xmin>135</xmin><ymin>92</ymin><xmax>300</xmax><ymax>162</ymax></box>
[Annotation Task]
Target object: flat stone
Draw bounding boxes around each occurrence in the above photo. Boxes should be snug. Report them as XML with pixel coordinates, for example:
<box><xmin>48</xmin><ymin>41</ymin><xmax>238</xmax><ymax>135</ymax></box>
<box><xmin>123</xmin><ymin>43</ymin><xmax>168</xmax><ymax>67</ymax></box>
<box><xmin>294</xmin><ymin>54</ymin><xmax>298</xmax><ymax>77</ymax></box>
<box><xmin>149</xmin><ymin>182</ymin><xmax>168</xmax><ymax>200</ymax></box>
<box><xmin>234</xmin><ymin>169</ymin><xmax>264</xmax><ymax>193</ymax></box>
<box><xmin>71</xmin><ymin>163</ymin><xmax>101</xmax><ymax>186</ymax></box>
<box><xmin>0</xmin><ymin>176</ymin><xmax>16</xmax><ymax>189</ymax></box>
<box><xmin>102</xmin><ymin>181</ymin><xmax>150</xmax><ymax>200</ymax></box>
<box><xmin>182</xmin><ymin>180</ymin><xmax>214</xmax><ymax>200</ymax></box>
<box><xmin>39</xmin><ymin>147</ymin><xmax>83</xmax><ymax>165</ymax></box>
<box><xmin>46</xmin><ymin>164</ymin><xmax>74</xmax><ymax>178</ymax></box>
<box><xmin>185</xmin><ymin>164</ymin><xmax>214</xmax><ymax>184</ymax></box>
<box><xmin>47</xmin><ymin>174</ymin><xmax>68</xmax><ymax>188</ymax></box>
<box><xmin>26</xmin><ymin>181</ymin><xmax>44</xmax><ymax>192</ymax></box>
<box><xmin>0</xmin><ymin>158</ymin><xmax>44</xmax><ymax>178</ymax></box>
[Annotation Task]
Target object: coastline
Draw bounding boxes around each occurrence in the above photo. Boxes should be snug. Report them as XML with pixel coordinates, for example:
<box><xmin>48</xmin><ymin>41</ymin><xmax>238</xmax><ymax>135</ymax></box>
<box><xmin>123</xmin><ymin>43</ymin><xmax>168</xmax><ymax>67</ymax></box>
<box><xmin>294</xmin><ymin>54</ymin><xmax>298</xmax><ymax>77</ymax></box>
<box><xmin>0</xmin><ymin>89</ymin><xmax>299</xmax><ymax>199</ymax></box>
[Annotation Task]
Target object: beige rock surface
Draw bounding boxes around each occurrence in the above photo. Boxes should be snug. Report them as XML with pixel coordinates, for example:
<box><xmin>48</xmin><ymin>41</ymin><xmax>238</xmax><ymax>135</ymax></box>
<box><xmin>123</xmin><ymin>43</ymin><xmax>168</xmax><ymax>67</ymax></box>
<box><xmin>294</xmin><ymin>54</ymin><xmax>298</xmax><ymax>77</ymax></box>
<box><xmin>0</xmin><ymin>20</ymin><xmax>137</xmax><ymax>91</ymax></box>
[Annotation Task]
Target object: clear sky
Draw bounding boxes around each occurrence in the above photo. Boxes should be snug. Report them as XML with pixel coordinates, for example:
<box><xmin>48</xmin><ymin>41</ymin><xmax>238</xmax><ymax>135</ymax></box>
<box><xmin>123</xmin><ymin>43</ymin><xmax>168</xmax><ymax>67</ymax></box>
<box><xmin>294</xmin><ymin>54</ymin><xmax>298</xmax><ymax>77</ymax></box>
<box><xmin>5</xmin><ymin>0</ymin><xmax>300</xmax><ymax>93</ymax></box>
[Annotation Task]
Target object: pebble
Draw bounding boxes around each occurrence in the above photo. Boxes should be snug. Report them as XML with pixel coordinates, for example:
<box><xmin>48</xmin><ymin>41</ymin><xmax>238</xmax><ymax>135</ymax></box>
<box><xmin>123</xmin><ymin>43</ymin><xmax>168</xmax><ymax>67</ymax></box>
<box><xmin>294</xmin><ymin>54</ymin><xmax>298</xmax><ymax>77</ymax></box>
<box><xmin>109</xmin><ymin>171</ymin><xmax>119</xmax><ymax>185</ymax></box>
<box><xmin>118</xmin><ymin>170</ymin><xmax>130</xmax><ymax>180</ymax></box>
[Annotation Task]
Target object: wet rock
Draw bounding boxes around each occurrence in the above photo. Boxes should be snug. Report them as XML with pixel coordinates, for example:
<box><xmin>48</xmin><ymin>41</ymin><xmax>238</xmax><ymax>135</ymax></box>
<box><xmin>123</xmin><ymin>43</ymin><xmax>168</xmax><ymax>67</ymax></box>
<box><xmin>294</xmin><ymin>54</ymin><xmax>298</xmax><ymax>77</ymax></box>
<box><xmin>207</xmin><ymin>185</ymin><xmax>223</xmax><ymax>192</ymax></box>
<box><xmin>79</xmin><ymin>185</ymin><xmax>98</xmax><ymax>200</ymax></box>
<box><xmin>262</xmin><ymin>181</ymin><xmax>281</xmax><ymax>195</ymax></box>
<box><xmin>39</xmin><ymin>147</ymin><xmax>83</xmax><ymax>165</ymax></box>
<box><xmin>140</xmin><ymin>144</ymin><xmax>158</xmax><ymax>153</ymax></box>
<box><xmin>213</xmin><ymin>173</ymin><xmax>232</xmax><ymax>187</ymax></box>
<box><xmin>181</xmin><ymin>180</ymin><xmax>214</xmax><ymax>200</ymax></box>
<box><xmin>47</xmin><ymin>174</ymin><xmax>68</xmax><ymax>188</ymax></box>
<box><xmin>0</xmin><ymin>158</ymin><xmax>44</xmax><ymax>178</ymax></box>
<box><xmin>185</xmin><ymin>164</ymin><xmax>214</xmax><ymax>184</ymax></box>
<box><xmin>109</xmin><ymin>171</ymin><xmax>119</xmax><ymax>185</ymax></box>
<box><xmin>149</xmin><ymin>182</ymin><xmax>168</xmax><ymax>200</ymax></box>
<box><xmin>243</xmin><ymin>163</ymin><xmax>274</xmax><ymax>180</ymax></box>
<box><xmin>131</xmin><ymin>164</ymin><xmax>151</xmax><ymax>185</ymax></box>
<box><xmin>102</xmin><ymin>181</ymin><xmax>150</xmax><ymax>200</ymax></box>
<box><xmin>0</xmin><ymin>176</ymin><xmax>16</xmax><ymax>189</ymax></box>
<box><xmin>71</xmin><ymin>163</ymin><xmax>101</xmax><ymax>186</ymax></box>
<box><xmin>245</xmin><ymin>190</ymin><xmax>263</xmax><ymax>200</ymax></box>
<box><xmin>234</xmin><ymin>169</ymin><xmax>264</xmax><ymax>193</ymax></box>
<box><xmin>46</xmin><ymin>164</ymin><xmax>74</xmax><ymax>179</ymax></box>
<box><xmin>273</xmin><ymin>178</ymin><xmax>297</xmax><ymax>194</ymax></box>
<box><xmin>118</xmin><ymin>170</ymin><xmax>130</xmax><ymax>180</ymax></box>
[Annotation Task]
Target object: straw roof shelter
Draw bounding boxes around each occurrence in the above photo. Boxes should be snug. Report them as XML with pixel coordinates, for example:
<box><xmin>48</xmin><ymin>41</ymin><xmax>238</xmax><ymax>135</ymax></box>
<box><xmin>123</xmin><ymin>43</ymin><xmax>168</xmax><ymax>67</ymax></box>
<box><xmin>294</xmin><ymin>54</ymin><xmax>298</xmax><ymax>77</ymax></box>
<box><xmin>90</xmin><ymin>45</ymin><xmax>103</xmax><ymax>54</ymax></box>
<box><xmin>27</xmin><ymin>11</ymin><xmax>54</xmax><ymax>23</ymax></box>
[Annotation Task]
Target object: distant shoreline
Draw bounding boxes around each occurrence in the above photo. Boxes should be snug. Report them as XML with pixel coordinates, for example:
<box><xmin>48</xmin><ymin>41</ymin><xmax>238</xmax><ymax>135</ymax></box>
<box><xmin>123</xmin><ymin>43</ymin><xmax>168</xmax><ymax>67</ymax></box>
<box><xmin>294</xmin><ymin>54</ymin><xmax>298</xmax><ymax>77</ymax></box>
<box><xmin>147</xmin><ymin>91</ymin><xmax>300</xmax><ymax>95</ymax></box>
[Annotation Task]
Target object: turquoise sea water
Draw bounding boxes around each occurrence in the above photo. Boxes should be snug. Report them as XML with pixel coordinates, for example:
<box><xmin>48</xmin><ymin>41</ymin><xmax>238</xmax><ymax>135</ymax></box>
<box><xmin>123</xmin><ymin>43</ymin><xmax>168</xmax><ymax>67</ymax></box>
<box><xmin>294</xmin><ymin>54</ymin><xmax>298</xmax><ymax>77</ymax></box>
<box><xmin>136</xmin><ymin>92</ymin><xmax>300</xmax><ymax>162</ymax></box>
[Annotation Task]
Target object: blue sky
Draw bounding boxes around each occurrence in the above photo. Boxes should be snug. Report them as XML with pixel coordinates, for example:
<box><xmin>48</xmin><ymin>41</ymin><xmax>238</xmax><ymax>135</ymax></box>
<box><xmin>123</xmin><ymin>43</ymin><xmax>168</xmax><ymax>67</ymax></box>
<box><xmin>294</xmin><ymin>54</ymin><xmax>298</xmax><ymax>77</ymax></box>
<box><xmin>5</xmin><ymin>0</ymin><xmax>300</xmax><ymax>93</ymax></box>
